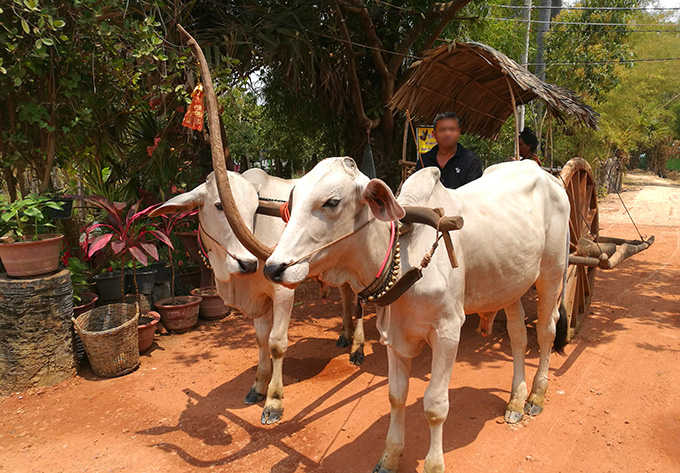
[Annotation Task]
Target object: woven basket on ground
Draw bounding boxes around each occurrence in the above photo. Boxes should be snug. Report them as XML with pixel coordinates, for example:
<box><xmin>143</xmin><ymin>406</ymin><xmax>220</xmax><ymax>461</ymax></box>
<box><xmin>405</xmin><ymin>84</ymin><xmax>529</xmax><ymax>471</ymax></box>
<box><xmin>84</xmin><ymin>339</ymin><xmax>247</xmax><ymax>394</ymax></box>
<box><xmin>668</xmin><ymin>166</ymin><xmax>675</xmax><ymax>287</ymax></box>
<box><xmin>72</xmin><ymin>304</ymin><xmax>140</xmax><ymax>378</ymax></box>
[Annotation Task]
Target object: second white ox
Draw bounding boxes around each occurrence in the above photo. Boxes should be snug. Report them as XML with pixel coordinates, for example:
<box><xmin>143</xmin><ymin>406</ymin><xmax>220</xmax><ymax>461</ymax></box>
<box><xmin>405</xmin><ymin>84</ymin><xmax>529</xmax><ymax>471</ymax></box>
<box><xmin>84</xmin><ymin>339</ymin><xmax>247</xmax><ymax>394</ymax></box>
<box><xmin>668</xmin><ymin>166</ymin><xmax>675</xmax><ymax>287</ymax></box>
<box><xmin>263</xmin><ymin>158</ymin><xmax>570</xmax><ymax>473</ymax></box>
<box><xmin>151</xmin><ymin>169</ymin><xmax>363</xmax><ymax>425</ymax></box>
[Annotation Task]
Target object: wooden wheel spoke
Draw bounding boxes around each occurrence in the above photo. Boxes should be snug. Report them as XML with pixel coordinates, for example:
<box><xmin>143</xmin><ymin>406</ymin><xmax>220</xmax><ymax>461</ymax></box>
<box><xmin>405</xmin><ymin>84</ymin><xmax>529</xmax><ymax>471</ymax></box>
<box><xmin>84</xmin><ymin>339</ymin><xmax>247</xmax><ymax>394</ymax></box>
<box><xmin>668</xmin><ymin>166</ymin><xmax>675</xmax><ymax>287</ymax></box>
<box><xmin>578</xmin><ymin>266</ymin><xmax>587</xmax><ymax>316</ymax></box>
<box><xmin>571</xmin><ymin>178</ymin><xmax>581</xmax><ymax>219</ymax></box>
<box><xmin>569</xmin><ymin>217</ymin><xmax>579</xmax><ymax>243</ymax></box>
<box><xmin>565</xmin><ymin>266</ymin><xmax>578</xmax><ymax>327</ymax></box>
<box><xmin>586</xmin><ymin>209</ymin><xmax>597</xmax><ymax>228</ymax></box>
<box><xmin>579</xmin><ymin>172</ymin><xmax>588</xmax><ymax>212</ymax></box>
<box><xmin>584</xmin><ymin>177</ymin><xmax>594</xmax><ymax>212</ymax></box>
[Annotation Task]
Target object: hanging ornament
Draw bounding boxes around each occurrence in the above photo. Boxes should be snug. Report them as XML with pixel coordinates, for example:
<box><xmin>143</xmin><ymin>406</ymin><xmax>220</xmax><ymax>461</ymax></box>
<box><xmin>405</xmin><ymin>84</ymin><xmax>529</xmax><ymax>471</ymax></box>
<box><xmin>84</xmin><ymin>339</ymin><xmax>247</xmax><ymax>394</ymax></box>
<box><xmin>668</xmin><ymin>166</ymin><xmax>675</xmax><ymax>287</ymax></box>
<box><xmin>182</xmin><ymin>83</ymin><xmax>204</xmax><ymax>131</ymax></box>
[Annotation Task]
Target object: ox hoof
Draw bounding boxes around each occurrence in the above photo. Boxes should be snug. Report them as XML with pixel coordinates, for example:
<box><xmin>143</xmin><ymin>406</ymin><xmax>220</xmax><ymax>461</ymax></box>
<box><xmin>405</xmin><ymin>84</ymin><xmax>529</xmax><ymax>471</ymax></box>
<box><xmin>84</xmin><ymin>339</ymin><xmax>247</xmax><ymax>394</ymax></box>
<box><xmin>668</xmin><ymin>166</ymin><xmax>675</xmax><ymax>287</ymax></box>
<box><xmin>504</xmin><ymin>409</ymin><xmax>524</xmax><ymax>424</ymax></box>
<box><xmin>524</xmin><ymin>401</ymin><xmax>544</xmax><ymax>416</ymax></box>
<box><xmin>261</xmin><ymin>406</ymin><xmax>284</xmax><ymax>425</ymax></box>
<box><xmin>372</xmin><ymin>461</ymin><xmax>396</xmax><ymax>473</ymax></box>
<box><xmin>337</xmin><ymin>334</ymin><xmax>351</xmax><ymax>348</ymax></box>
<box><xmin>350</xmin><ymin>346</ymin><xmax>365</xmax><ymax>366</ymax></box>
<box><xmin>244</xmin><ymin>388</ymin><xmax>265</xmax><ymax>405</ymax></box>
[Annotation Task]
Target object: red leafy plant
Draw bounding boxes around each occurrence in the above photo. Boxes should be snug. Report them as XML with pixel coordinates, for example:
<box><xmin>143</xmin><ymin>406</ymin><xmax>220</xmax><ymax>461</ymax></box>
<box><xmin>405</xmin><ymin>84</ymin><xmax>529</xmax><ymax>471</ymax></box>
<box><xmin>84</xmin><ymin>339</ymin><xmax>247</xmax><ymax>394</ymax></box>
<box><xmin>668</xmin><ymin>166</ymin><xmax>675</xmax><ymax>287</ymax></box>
<box><xmin>69</xmin><ymin>194</ymin><xmax>172</xmax><ymax>303</ymax></box>
<box><xmin>149</xmin><ymin>208</ymin><xmax>198</xmax><ymax>303</ymax></box>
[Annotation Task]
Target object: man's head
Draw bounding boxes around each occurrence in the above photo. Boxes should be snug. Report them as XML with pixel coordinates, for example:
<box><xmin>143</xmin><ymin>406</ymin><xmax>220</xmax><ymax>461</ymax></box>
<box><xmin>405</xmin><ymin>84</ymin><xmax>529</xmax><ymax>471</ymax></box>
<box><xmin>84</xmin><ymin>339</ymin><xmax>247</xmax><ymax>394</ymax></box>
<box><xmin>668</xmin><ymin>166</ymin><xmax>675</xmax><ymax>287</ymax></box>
<box><xmin>519</xmin><ymin>128</ymin><xmax>538</xmax><ymax>158</ymax></box>
<box><xmin>432</xmin><ymin>112</ymin><xmax>461</xmax><ymax>150</ymax></box>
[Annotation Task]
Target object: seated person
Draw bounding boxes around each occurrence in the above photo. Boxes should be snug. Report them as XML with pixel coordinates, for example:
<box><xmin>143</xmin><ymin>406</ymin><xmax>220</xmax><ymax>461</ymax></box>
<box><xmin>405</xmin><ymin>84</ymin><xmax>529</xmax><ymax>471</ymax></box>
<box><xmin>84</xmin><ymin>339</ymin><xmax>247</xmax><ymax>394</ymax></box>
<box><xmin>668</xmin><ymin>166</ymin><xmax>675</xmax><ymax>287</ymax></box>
<box><xmin>415</xmin><ymin>112</ymin><xmax>483</xmax><ymax>189</ymax></box>
<box><xmin>519</xmin><ymin>128</ymin><xmax>542</xmax><ymax>165</ymax></box>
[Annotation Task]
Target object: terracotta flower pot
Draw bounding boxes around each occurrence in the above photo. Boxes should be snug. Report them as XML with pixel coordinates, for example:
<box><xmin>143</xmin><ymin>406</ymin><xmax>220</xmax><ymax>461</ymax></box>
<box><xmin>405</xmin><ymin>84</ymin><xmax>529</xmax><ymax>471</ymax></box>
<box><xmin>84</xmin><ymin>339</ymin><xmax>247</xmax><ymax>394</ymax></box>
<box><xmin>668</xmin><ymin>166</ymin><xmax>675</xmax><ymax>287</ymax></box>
<box><xmin>138</xmin><ymin>311</ymin><xmax>161</xmax><ymax>353</ymax></box>
<box><xmin>0</xmin><ymin>234</ymin><xmax>64</xmax><ymax>277</ymax></box>
<box><xmin>154</xmin><ymin>295</ymin><xmax>202</xmax><ymax>333</ymax></box>
<box><xmin>191</xmin><ymin>287</ymin><xmax>231</xmax><ymax>320</ymax></box>
<box><xmin>73</xmin><ymin>291</ymin><xmax>99</xmax><ymax>317</ymax></box>
<box><xmin>178</xmin><ymin>270</ymin><xmax>201</xmax><ymax>290</ymax></box>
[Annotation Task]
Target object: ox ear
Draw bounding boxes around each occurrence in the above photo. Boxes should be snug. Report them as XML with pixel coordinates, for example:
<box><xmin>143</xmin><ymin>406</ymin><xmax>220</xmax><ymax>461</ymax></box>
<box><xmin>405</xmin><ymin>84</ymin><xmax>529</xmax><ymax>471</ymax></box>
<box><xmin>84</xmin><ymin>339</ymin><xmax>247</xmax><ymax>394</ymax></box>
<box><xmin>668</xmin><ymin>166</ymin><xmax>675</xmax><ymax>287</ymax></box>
<box><xmin>361</xmin><ymin>179</ymin><xmax>405</xmax><ymax>222</ymax></box>
<box><xmin>149</xmin><ymin>188</ymin><xmax>202</xmax><ymax>217</ymax></box>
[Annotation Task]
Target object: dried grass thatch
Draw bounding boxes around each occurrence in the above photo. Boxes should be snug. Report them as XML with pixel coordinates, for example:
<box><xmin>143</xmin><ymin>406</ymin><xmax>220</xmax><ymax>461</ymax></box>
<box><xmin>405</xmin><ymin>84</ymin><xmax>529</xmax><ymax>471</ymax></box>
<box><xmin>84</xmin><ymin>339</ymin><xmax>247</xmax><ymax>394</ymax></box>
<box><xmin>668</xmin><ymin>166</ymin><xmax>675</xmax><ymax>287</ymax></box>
<box><xmin>390</xmin><ymin>41</ymin><xmax>599</xmax><ymax>139</ymax></box>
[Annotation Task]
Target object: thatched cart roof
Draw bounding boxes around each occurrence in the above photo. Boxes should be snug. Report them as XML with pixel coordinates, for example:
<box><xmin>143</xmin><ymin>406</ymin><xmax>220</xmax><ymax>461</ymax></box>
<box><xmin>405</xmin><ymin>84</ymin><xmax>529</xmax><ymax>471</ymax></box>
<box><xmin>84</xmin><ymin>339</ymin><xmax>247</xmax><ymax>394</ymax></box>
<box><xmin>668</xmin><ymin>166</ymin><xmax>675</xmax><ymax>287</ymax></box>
<box><xmin>390</xmin><ymin>41</ymin><xmax>599</xmax><ymax>139</ymax></box>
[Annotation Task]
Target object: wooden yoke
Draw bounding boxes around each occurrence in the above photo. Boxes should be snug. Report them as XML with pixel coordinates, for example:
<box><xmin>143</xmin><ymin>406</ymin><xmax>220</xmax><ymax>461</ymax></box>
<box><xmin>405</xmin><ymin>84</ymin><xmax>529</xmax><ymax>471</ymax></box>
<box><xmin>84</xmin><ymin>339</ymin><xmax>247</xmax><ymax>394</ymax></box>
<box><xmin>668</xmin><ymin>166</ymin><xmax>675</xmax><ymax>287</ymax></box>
<box><xmin>401</xmin><ymin>206</ymin><xmax>463</xmax><ymax>232</ymax></box>
<box><xmin>257</xmin><ymin>200</ymin><xmax>283</xmax><ymax>218</ymax></box>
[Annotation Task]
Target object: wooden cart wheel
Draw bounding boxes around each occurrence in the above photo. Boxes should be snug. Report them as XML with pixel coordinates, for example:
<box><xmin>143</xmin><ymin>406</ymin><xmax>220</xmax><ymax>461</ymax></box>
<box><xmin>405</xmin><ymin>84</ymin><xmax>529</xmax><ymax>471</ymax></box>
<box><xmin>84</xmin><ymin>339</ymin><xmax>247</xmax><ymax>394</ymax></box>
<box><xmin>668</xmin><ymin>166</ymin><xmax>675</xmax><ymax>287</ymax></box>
<box><xmin>560</xmin><ymin>158</ymin><xmax>599</xmax><ymax>341</ymax></box>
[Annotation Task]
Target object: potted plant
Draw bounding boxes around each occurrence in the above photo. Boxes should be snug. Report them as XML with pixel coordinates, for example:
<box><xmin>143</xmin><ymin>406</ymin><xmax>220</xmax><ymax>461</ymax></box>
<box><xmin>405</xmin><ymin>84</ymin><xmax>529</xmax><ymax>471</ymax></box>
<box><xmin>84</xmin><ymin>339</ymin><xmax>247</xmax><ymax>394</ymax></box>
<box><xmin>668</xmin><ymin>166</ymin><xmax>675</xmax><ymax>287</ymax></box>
<box><xmin>73</xmin><ymin>194</ymin><xmax>166</xmax><ymax>352</ymax></box>
<box><xmin>62</xmin><ymin>250</ymin><xmax>97</xmax><ymax>362</ymax></box>
<box><xmin>0</xmin><ymin>194</ymin><xmax>64</xmax><ymax>277</ymax></box>
<box><xmin>93</xmin><ymin>267</ymin><xmax>124</xmax><ymax>302</ymax></box>
<box><xmin>64</xmin><ymin>253</ymin><xmax>98</xmax><ymax>317</ymax></box>
<box><xmin>46</xmin><ymin>190</ymin><xmax>74</xmax><ymax>220</ymax></box>
<box><xmin>125</xmin><ymin>264</ymin><xmax>157</xmax><ymax>296</ymax></box>
<box><xmin>191</xmin><ymin>286</ymin><xmax>231</xmax><ymax>320</ymax></box>
<box><xmin>149</xmin><ymin>208</ymin><xmax>202</xmax><ymax>333</ymax></box>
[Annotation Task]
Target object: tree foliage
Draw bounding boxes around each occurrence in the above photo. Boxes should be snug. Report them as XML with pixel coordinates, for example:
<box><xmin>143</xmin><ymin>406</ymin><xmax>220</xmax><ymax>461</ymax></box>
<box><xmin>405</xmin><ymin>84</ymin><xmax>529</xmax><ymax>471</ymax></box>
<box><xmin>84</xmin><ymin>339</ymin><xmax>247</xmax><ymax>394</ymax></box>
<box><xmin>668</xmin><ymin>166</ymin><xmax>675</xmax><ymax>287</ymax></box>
<box><xmin>545</xmin><ymin>0</ymin><xmax>640</xmax><ymax>103</ymax></box>
<box><xmin>201</xmin><ymin>0</ymin><xmax>473</xmax><ymax>182</ymax></box>
<box><xmin>0</xmin><ymin>0</ymin><xmax>174</xmax><ymax>193</ymax></box>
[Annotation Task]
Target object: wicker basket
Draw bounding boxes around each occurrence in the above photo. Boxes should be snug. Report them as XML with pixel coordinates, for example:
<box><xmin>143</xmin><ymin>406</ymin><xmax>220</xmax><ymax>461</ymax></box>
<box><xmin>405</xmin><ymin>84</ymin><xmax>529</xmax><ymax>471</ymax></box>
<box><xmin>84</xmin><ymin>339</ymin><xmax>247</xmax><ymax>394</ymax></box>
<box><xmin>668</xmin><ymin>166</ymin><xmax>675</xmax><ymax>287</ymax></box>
<box><xmin>72</xmin><ymin>304</ymin><xmax>140</xmax><ymax>378</ymax></box>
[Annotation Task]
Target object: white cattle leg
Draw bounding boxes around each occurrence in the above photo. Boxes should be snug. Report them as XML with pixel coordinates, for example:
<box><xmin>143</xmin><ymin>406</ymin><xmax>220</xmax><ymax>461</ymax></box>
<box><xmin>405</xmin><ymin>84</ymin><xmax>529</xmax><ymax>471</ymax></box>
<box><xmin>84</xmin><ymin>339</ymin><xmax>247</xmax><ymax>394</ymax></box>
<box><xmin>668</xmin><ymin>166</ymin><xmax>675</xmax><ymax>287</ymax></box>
<box><xmin>244</xmin><ymin>312</ymin><xmax>273</xmax><ymax>405</ymax></box>
<box><xmin>373</xmin><ymin>347</ymin><xmax>412</xmax><ymax>473</ymax></box>
<box><xmin>261</xmin><ymin>290</ymin><xmax>295</xmax><ymax>425</ymax></box>
<box><xmin>350</xmin><ymin>304</ymin><xmax>365</xmax><ymax>365</ymax></box>
<box><xmin>422</xmin><ymin>331</ymin><xmax>461</xmax><ymax>473</ymax></box>
<box><xmin>525</xmin><ymin>279</ymin><xmax>561</xmax><ymax>416</ymax></box>
<box><xmin>337</xmin><ymin>283</ymin><xmax>355</xmax><ymax>349</ymax></box>
<box><xmin>504</xmin><ymin>300</ymin><xmax>529</xmax><ymax>424</ymax></box>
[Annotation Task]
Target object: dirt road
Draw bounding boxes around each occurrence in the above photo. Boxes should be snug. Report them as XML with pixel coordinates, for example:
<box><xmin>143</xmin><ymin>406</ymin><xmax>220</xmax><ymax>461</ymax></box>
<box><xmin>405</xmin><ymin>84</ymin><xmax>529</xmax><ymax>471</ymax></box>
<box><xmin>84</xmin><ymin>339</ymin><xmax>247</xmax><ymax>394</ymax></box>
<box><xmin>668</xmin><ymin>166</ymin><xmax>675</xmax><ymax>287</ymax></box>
<box><xmin>1</xmin><ymin>172</ymin><xmax>678</xmax><ymax>473</ymax></box>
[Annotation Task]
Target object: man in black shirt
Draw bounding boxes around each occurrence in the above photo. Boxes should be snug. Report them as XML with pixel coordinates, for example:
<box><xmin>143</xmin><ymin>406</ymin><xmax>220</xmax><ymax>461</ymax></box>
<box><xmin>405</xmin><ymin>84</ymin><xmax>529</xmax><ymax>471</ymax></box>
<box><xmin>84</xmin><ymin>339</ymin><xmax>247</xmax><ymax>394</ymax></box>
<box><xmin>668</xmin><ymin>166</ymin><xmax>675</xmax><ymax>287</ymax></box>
<box><xmin>415</xmin><ymin>112</ymin><xmax>483</xmax><ymax>189</ymax></box>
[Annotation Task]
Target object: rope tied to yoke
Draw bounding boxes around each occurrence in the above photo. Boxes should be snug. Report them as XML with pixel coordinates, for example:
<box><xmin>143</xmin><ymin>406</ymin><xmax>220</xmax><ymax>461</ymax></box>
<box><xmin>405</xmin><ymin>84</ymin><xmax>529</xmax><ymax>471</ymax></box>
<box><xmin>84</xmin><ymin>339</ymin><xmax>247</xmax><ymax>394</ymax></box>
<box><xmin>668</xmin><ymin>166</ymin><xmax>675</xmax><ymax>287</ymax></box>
<box><xmin>279</xmin><ymin>201</ymin><xmax>291</xmax><ymax>223</ymax></box>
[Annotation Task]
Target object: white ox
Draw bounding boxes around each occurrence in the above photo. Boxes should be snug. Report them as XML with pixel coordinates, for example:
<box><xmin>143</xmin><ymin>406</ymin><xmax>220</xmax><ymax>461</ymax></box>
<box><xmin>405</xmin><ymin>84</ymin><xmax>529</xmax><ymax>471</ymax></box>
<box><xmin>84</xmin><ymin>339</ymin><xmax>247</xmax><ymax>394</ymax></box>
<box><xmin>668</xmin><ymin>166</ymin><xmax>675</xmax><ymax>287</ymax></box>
<box><xmin>151</xmin><ymin>169</ymin><xmax>363</xmax><ymax>425</ymax></box>
<box><xmin>263</xmin><ymin>158</ymin><xmax>569</xmax><ymax>473</ymax></box>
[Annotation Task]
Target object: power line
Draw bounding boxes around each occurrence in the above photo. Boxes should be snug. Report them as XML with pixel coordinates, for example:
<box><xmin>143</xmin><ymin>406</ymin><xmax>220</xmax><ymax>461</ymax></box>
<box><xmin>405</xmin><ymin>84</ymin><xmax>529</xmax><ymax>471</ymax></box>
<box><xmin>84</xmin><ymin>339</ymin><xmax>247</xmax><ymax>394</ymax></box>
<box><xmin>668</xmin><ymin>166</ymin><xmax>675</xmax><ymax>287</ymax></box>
<box><xmin>487</xmin><ymin>16</ymin><xmax>678</xmax><ymax>27</ymax></box>
<box><xmin>531</xmin><ymin>57</ymin><xmax>680</xmax><ymax>66</ymax></box>
<box><xmin>494</xmin><ymin>4</ymin><xmax>680</xmax><ymax>11</ymax></box>
<box><xmin>193</xmin><ymin>6</ymin><xmax>680</xmax><ymax>71</ymax></box>
<box><xmin>616</xmin><ymin>29</ymin><xmax>680</xmax><ymax>32</ymax></box>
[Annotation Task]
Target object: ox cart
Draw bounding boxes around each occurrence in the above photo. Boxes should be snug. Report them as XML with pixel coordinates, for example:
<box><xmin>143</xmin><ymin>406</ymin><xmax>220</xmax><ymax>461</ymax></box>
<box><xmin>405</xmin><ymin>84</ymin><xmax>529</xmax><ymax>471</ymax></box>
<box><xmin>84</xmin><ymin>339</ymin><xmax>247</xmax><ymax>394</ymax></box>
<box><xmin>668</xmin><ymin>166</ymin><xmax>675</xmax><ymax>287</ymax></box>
<box><xmin>180</xmin><ymin>25</ymin><xmax>653</xmax><ymax>343</ymax></box>
<box><xmin>390</xmin><ymin>41</ymin><xmax>654</xmax><ymax>340</ymax></box>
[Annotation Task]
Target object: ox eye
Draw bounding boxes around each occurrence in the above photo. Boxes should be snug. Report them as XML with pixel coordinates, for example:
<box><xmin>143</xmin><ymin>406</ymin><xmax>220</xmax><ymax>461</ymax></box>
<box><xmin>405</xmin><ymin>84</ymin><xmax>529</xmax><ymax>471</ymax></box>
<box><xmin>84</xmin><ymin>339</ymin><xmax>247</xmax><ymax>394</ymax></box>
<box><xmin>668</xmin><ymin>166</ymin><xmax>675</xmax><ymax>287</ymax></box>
<box><xmin>214</xmin><ymin>202</ymin><xmax>223</xmax><ymax>211</ymax></box>
<box><xmin>323</xmin><ymin>198</ymin><xmax>340</xmax><ymax>209</ymax></box>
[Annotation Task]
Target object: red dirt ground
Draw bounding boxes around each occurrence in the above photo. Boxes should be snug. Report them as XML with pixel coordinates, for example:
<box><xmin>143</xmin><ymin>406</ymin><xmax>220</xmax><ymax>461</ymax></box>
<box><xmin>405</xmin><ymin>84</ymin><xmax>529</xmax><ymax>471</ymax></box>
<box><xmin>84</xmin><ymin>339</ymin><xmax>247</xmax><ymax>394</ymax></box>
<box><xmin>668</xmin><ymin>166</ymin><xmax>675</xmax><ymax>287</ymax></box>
<box><xmin>1</xmin><ymin>175</ymin><xmax>679</xmax><ymax>473</ymax></box>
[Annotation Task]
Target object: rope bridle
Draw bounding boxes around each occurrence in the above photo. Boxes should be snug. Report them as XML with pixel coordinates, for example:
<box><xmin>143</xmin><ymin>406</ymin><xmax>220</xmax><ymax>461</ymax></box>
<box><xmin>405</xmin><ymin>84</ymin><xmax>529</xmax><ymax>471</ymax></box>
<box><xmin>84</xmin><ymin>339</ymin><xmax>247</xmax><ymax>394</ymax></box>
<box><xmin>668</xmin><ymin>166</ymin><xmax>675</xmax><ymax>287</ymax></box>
<box><xmin>280</xmin><ymin>218</ymin><xmax>374</xmax><ymax>270</ymax></box>
<box><xmin>197</xmin><ymin>217</ymin><xmax>240</xmax><ymax>269</ymax></box>
<box><xmin>276</xmin><ymin>209</ymin><xmax>456</xmax><ymax>307</ymax></box>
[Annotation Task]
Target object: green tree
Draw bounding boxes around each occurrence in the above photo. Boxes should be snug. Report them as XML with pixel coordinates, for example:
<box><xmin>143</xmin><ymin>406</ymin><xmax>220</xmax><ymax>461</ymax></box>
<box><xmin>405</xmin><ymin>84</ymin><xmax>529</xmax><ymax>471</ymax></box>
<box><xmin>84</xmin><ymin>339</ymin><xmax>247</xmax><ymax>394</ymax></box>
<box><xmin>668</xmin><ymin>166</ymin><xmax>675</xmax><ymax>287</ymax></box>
<box><xmin>197</xmin><ymin>0</ymin><xmax>474</xmax><ymax>182</ymax></box>
<box><xmin>0</xmin><ymin>0</ymin><xmax>173</xmax><ymax>196</ymax></box>
<box><xmin>545</xmin><ymin>0</ymin><xmax>640</xmax><ymax>103</ymax></box>
<box><xmin>595</xmin><ymin>17</ymin><xmax>680</xmax><ymax>174</ymax></box>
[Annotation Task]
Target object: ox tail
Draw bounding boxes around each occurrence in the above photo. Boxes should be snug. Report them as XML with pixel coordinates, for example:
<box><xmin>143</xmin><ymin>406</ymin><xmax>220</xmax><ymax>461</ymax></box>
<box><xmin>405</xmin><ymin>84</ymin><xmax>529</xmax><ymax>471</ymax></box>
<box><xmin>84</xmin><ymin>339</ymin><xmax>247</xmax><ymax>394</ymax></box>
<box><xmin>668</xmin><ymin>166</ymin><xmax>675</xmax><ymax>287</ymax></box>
<box><xmin>553</xmin><ymin>228</ymin><xmax>570</xmax><ymax>356</ymax></box>
<box><xmin>553</xmin><ymin>302</ymin><xmax>568</xmax><ymax>355</ymax></box>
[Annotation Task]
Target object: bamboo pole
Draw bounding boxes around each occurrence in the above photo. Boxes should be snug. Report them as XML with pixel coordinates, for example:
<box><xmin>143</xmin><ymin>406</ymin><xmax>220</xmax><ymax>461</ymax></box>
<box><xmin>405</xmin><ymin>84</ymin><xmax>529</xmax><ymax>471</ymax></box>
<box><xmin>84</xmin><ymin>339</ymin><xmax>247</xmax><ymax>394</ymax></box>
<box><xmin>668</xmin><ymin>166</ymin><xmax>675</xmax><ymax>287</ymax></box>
<box><xmin>505</xmin><ymin>76</ymin><xmax>520</xmax><ymax>160</ymax></box>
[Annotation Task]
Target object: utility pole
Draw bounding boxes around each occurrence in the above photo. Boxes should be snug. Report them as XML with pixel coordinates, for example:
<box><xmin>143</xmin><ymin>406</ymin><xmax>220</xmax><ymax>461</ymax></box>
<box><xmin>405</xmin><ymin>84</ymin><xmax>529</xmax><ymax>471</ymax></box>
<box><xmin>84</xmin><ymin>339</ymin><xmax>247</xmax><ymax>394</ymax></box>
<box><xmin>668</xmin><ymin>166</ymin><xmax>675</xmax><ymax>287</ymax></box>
<box><xmin>518</xmin><ymin>0</ymin><xmax>532</xmax><ymax>131</ymax></box>
<box><xmin>535</xmin><ymin>0</ymin><xmax>552</xmax><ymax>82</ymax></box>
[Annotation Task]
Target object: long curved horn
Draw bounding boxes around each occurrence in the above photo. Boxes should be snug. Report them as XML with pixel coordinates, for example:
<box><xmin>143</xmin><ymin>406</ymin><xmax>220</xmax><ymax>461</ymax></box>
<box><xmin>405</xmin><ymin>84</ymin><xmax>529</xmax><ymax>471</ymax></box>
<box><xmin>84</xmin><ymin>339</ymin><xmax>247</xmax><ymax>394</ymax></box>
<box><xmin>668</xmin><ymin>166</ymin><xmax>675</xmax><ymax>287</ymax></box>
<box><xmin>177</xmin><ymin>25</ymin><xmax>273</xmax><ymax>260</ymax></box>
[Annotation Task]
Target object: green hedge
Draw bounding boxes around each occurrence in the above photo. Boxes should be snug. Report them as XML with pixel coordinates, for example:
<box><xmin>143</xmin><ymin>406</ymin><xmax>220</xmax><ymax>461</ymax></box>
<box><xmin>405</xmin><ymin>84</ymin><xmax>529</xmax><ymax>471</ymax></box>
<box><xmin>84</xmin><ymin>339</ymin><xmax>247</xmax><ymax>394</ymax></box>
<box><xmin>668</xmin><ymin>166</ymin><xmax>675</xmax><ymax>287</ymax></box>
<box><xmin>667</xmin><ymin>159</ymin><xmax>680</xmax><ymax>171</ymax></box>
